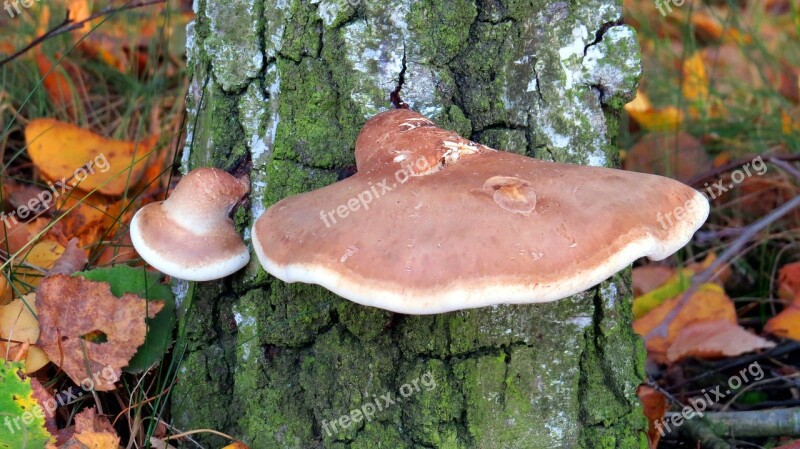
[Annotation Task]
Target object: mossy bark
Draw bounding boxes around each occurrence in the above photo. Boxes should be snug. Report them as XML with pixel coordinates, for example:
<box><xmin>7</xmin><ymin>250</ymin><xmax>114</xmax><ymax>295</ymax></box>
<box><xmin>174</xmin><ymin>1</ymin><xmax>647</xmax><ymax>448</ymax></box>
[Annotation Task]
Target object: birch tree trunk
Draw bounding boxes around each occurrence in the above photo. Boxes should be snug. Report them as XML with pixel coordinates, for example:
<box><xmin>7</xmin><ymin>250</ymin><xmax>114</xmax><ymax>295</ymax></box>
<box><xmin>173</xmin><ymin>1</ymin><xmax>647</xmax><ymax>448</ymax></box>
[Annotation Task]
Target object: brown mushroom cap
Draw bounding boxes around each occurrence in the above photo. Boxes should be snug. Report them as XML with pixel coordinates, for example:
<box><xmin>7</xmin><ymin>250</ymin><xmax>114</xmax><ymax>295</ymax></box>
<box><xmin>131</xmin><ymin>167</ymin><xmax>250</xmax><ymax>281</ymax></box>
<box><xmin>252</xmin><ymin>110</ymin><xmax>709</xmax><ymax>314</ymax></box>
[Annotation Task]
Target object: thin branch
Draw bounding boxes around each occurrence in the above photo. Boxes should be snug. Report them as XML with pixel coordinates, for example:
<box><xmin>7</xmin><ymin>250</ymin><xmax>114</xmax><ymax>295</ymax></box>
<box><xmin>647</xmin><ymin>157</ymin><xmax>800</xmax><ymax>340</ymax></box>
<box><xmin>0</xmin><ymin>0</ymin><xmax>166</xmax><ymax>67</ymax></box>
<box><xmin>646</xmin><ymin>194</ymin><xmax>800</xmax><ymax>340</ymax></box>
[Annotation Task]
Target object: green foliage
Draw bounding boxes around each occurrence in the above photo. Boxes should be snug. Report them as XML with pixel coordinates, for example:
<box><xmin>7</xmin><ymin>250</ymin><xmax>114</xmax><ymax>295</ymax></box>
<box><xmin>0</xmin><ymin>360</ymin><xmax>53</xmax><ymax>449</ymax></box>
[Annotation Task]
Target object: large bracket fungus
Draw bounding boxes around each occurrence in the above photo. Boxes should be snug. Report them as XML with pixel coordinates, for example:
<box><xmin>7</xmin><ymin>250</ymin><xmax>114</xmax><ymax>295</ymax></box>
<box><xmin>131</xmin><ymin>167</ymin><xmax>250</xmax><ymax>281</ymax></box>
<box><xmin>252</xmin><ymin>109</ymin><xmax>709</xmax><ymax>314</ymax></box>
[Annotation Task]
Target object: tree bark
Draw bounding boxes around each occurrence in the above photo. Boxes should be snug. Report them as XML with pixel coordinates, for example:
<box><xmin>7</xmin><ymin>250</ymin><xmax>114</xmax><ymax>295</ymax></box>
<box><xmin>173</xmin><ymin>1</ymin><xmax>647</xmax><ymax>448</ymax></box>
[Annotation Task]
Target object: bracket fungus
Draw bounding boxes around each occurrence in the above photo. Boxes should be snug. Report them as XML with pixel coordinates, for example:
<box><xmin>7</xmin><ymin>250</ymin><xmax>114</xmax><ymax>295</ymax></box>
<box><xmin>131</xmin><ymin>167</ymin><xmax>250</xmax><ymax>281</ymax></box>
<box><xmin>252</xmin><ymin>109</ymin><xmax>709</xmax><ymax>314</ymax></box>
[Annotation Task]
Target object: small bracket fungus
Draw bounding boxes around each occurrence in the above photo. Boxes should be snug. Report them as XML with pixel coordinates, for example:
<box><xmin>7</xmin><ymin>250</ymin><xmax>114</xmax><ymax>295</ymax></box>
<box><xmin>131</xmin><ymin>167</ymin><xmax>250</xmax><ymax>281</ymax></box>
<box><xmin>252</xmin><ymin>109</ymin><xmax>709</xmax><ymax>314</ymax></box>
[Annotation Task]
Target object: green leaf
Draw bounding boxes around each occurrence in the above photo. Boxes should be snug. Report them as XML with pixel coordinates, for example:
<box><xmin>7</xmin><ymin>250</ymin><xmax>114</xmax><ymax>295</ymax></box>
<box><xmin>0</xmin><ymin>360</ymin><xmax>53</xmax><ymax>449</ymax></box>
<box><xmin>77</xmin><ymin>266</ymin><xmax>175</xmax><ymax>373</ymax></box>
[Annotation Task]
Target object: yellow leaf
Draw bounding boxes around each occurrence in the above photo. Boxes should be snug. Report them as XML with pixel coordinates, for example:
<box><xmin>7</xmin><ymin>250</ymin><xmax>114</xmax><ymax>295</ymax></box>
<box><xmin>0</xmin><ymin>294</ymin><xmax>50</xmax><ymax>372</ymax></box>
<box><xmin>682</xmin><ymin>52</ymin><xmax>709</xmax><ymax>118</ymax></box>
<box><xmin>25</xmin><ymin>119</ymin><xmax>157</xmax><ymax>196</ymax></box>
<box><xmin>633</xmin><ymin>286</ymin><xmax>736</xmax><ymax>364</ymax></box>
<box><xmin>625</xmin><ymin>93</ymin><xmax>683</xmax><ymax>131</ymax></box>
<box><xmin>12</xmin><ymin>241</ymin><xmax>65</xmax><ymax>291</ymax></box>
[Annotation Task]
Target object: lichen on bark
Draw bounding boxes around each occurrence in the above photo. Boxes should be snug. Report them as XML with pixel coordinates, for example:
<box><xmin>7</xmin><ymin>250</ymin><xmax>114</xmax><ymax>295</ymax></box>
<box><xmin>173</xmin><ymin>1</ymin><xmax>648</xmax><ymax>448</ymax></box>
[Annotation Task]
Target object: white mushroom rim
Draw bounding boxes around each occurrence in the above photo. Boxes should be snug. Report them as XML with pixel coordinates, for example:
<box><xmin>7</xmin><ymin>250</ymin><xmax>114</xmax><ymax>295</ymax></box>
<box><xmin>130</xmin><ymin>212</ymin><xmax>250</xmax><ymax>282</ymax></box>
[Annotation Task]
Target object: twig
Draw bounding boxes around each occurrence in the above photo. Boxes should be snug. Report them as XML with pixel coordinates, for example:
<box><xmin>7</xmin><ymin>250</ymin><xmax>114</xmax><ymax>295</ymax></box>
<box><xmin>647</xmin><ymin>157</ymin><xmax>800</xmax><ymax>340</ymax></box>
<box><xmin>685</xmin><ymin>154</ymin><xmax>800</xmax><ymax>188</ymax></box>
<box><xmin>0</xmin><ymin>0</ymin><xmax>166</xmax><ymax>68</ymax></box>
<box><xmin>667</xmin><ymin>407</ymin><xmax>800</xmax><ymax>438</ymax></box>
<box><xmin>646</xmin><ymin>194</ymin><xmax>800</xmax><ymax>340</ymax></box>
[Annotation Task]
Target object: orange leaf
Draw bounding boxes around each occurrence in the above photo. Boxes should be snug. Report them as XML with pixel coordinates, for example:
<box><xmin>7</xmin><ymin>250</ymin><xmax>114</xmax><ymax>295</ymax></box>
<box><xmin>25</xmin><ymin>119</ymin><xmax>157</xmax><ymax>196</ymax></box>
<box><xmin>67</xmin><ymin>0</ymin><xmax>91</xmax><ymax>28</ymax></box>
<box><xmin>666</xmin><ymin>320</ymin><xmax>775</xmax><ymax>363</ymax></box>
<box><xmin>633</xmin><ymin>286</ymin><xmax>736</xmax><ymax>363</ymax></box>
<box><xmin>34</xmin><ymin>53</ymin><xmax>75</xmax><ymax>117</ymax></box>
<box><xmin>765</xmin><ymin>305</ymin><xmax>800</xmax><ymax>341</ymax></box>
<box><xmin>778</xmin><ymin>262</ymin><xmax>800</xmax><ymax>301</ymax></box>
<box><xmin>637</xmin><ymin>385</ymin><xmax>668</xmax><ymax>449</ymax></box>
<box><xmin>35</xmin><ymin>275</ymin><xmax>164</xmax><ymax>390</ymax></box>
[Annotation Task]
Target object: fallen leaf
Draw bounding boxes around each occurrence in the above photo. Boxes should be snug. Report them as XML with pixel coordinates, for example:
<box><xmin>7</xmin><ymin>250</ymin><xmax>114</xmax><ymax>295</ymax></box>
<box><xmin>632</xmin><ymin>265</ymin><xmax>675</xmax><ymax>297</ymax></box>
<box><xmin>637</xmin><ymin>385</ymin><xmax>668</xmax><ymax>449</ymax></box>
<box><xmin>61</xmin><ymin>407</ymin><xmax>120</xmax><ymax>449</ymax></box>
<box><xmin>765</xmin><ymin>305</ymin><xmax>800</xmax><ymax>341</ymax></box>
<box><xmin>0</xmin><ymin>294</ymin><xmax>50</xmax><ymax>372</ymax></box>
<box><xmin>221</xmin><ymin>442</ymin><xmax>252</xmax><ymax>449</ymax></box>
<box><xmin>29</xmin><ymin>377</ymin><xmax>58</xmax><ymax>436</ymax></box>
<box><xmin>34</xmin><ymin>52</ymin><xmax>76</xmax><ymax>117</ymax></box>
<box><xmin>12</xmin><ymin>240</ymin><xmax>65</xmax><ymax>292</ymax></box>
<box><xmin>633</xmin><ymin>269</ymin><xmax>694</xmax><ymax>319</ymax></box>
<box><xmin>0</xmin><ymin>216</ymin><xmax>52</xmax><ymax>256</ymax></box>
<box><xmin>0</xmin><ymin>360</ymin><xmax>55</xmax><ymax>448</ymax></box>
<box><xmin>36</xmin><ymin>275</ymin><xmax>164</xmax><ymax>390</ymax></box>
<box><xmin>25</xmin><ymin>119</ymin><xmax>158</xmax><ymax>196</ymax></box>
<box><xmin>666</xmin><ymin>320</ymin><xmax>775</xmax><ymax>362</ymax></box>
<box><xmin>778</xmin><ymin>262</ymin><xmax>800</xmax><ymax>301</ymax></box>
<box><xmin>67</xmin><ymin>0</ymin><xmax>90</xmax><ymax>28</ymax></box>
<box><xmin>0</xmin><ymin>275</ymin><xmax>11</xmax><ymax>305</ymax></box>
<box><xmin>625</xmin><ymin>132</ymin><xmax>710</xmax><ymax>180</ymax></box>
<box><xmin>95</xmin><ymin>231</ymin><xmax>139</xmax><ymax>267</ymax></box>
<box><xmin>625</xmin><ymin>91</ymin><xmax>683</xmax><ymax>131</ymax></box>
<box><xmin>79</xmin><ymin>266</ymin><xmax>175</xmax><ymax>373</ymax></box>
<box><xmin>47</xmin><ymin>237</ymin><xmax>87</xmax><ymax>276</ymax></box>
<box><xmin>633</xmin><ymin>286</ymin><xmax>737</xmax><ymax>363</ymax></box>
<box><xmin>682</xmin><ymin>52</ymin><xmax>709</xmax><ymax>117</ymax></box>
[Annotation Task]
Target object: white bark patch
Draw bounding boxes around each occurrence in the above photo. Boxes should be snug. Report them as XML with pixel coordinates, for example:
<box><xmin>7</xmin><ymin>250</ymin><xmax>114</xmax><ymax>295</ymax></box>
<box><xmin>205</xmin><ymin>0</ymin><xmax>264</xmax><ymax>91</ymax></box>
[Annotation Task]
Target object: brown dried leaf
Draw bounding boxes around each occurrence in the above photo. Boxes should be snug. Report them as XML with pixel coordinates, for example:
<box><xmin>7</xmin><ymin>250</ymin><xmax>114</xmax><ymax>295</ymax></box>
<box><xmin>30</xmin><ymin>378</ymin><xmax>58</xmax><ymax>436</ymax></box>
<box><xmin>632</xmin><ymin>265</ymin><xmax>675</xmax><ymax>297</ymax></box>
<box><xmin>637</xmin><ymin>385</ymin><xmax>668</xmax><ymax>449</ymax></box>
<box><xmin>666</xmin><ymin>320</ymin><xmax>775</xmax><ymax>362</ymax></box>
<box><xmin>47</xmin><ymin>238</ymin><xmax>88</xmax><ymax>276</ymax></box>
<box><xmin>36</xmin><ymin>275</ymin><xmax>164</xmax><ymax>391</ymax></box>
<box><xmin>625</xmin><ymin>132</ymin><xmax>711</xmax><ymax>181</ymax></box>
<box><xmin>60</xmin><ymin>407</ymin><xmax>120</xmax><ymax>449</ymax></box>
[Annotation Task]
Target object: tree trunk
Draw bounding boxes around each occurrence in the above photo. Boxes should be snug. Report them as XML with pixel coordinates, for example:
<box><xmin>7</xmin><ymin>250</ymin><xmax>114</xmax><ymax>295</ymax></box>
<box><xmin>173</xmin><ymin>1</ymin><xmax>647</xmax><ymax>448</ymax></box>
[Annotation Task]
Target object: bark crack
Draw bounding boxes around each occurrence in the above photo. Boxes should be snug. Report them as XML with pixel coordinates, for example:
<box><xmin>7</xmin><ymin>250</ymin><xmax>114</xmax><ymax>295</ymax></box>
<box><xmin>582</xmin><ymin>18</ymin><xmax>625</xmax><ymax>56</ymax></box>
